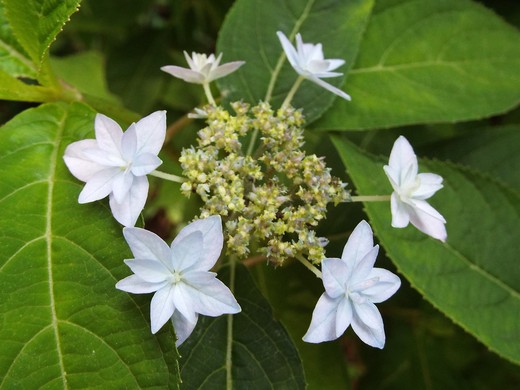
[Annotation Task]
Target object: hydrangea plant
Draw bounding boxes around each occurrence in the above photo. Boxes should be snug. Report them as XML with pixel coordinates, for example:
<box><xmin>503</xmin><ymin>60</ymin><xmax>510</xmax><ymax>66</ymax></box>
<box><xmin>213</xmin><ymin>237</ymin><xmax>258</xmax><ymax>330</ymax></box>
<box><xmin>1</xmin><ymin>0</ymin><xmax>520</xmax><ymax>388</ymax></box>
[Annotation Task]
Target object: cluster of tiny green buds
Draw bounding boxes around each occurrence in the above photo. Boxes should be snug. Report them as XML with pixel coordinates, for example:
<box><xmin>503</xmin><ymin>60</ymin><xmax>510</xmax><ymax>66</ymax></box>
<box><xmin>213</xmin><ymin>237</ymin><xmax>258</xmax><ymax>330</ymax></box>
<box><xmin>179</xmin><ymin>101</ymin><xmax>349</xmax><ymax>265</ymax></box>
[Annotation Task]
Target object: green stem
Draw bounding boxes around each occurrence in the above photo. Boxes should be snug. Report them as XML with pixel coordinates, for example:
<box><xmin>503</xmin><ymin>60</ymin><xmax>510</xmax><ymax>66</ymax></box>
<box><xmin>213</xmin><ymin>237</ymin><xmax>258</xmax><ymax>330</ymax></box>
<box><xmin>246</xmin><ymin>128</ymin><xmax>259</xmax><ymax>156</ymax></box>
<box><xmin>281</xmin><ymin>76</ymin><xmax>305</xmax><ymax>109</ymax></box>
<box><xmin>350</xmin><ymin>195</ymin><xmax>391</xmax><ymax>202</ymax></box>
<box><xmin>296</xmin><ymin>255</ymin><xmax>322</xmax><ymax>279</ymax></box>
<box><xmin>149</xmin><ymin>170</ymin><xmax>186</xmax><ymax>183</ymax></box>
<box><xmin>202</xmin><ymin>82</ymin><xmax>216</xmax><ymax>106</ymax></box>
<box><xmin>226</xmin><ymin>258</ymin><xmax>237</xmax><ymax>390</ymax></box>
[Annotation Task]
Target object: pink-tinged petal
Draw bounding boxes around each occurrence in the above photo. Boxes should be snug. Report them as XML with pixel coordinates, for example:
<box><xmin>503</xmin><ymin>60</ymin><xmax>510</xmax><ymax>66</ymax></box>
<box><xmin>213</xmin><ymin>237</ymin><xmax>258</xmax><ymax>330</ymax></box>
<box><xmin>172</xmin><ymin>215</ymin><xmax>224</xmax><ymax>271</ymax></box>
<box><xmin>123</xmin><ymin>227</ymin><xmax>173</xmax><ymax>270</ymax></box>
<box><xmin>78</xmin><ymin>168</ymin><xmax>120</xmax><ymax>203</ymax></box>
<box><xmin>408</xmin><ymin>200</ymin><xmax>447</xmax><ymax>242</ymax></box>
<box><xmin>95</xmin><ymin>114</ymin><xmax>123</xmax><ymax>153</ymax></box>
<box><xmin>390</xmin><ymin>192</ymin><xmax>410</xmax><ymax>228</ymax></box>
<box><xmin>131</xmin><ymin>153</ymin><xmax>162</xmax><ymax>176</ymax></box>
<box><xmin>350</xmin><ymin>245</ymin><xmax>380</xmax><ymax>283</ymax></box>
<box><xmin>115</xmin><ymin>274</ymin><xmax>167</xmax><ymax>294</ymax></box>
<box><xmin>161</xmin><ymin>65</ymin><xmax>205</xmax><ymax>84</ymax></box>
<box><xmin>134</xmin><ymin>110</ymin><xmax>166</xmax><ymax>155</ymax></box>
<box><xmin>341</xmin><ymin>220</ymin><xmax>374</xmax><ymax>277</ymax></box>
<box><xmin>302</xmin><ymin>293</ymin><xmax>342</xmax><ymax>343</ymax></box>
<box><xmin>307</xmin><ymin>75</ymin><xmax>351</xmax><ymax>101</ymax></box>
<box><xmin>121</xmin><ymin>123</ymin><xmax>137</xmax><ymax>161</ymax></box>
<box><xmin>335</xmin><ymin>297</ymin><xmax>353</xmax><ymax>338</ymax></box>
<box><xmin>363</xmin><ymin>268</ymin><xmax>401</xmax><ymax>303</ymax></box>
<box><xmin>388</xmin><ymin>136</ymin><xmax>416</xmax><ymax>175</ymax></box>
<box><xmin>112</xmin><ymin>171</ymin><xmax>134</xmax><ymax>204</ymax></box>
<box><xmin>123</xmin><ymin>259</ymin><xmax>170</xmax><ymax>283</ymax></box>
<box><xmin>63</xmin><ymin>139</ymin><xmax>105</xmax><ymax>182</ymax></box>
<box><xmin>210</xmin><ymin>61</ymin><xmax>245</xmax><ymax>81</ymax></box>
<box><xmin>321</xmin><ymin>258</ymin><xmax>348</xmax><ymax>298</ymax></box>
<box><xmin>171</xmin><ymin>310</ymin><xmax>198</xmax><ymax>347</ymax></box>
<box><xmin>413</xmin><ymin>173</ymin><xmax>443</xmax><ymax>200</ymax></box>
<box><xmin>180</xmin><ymin>273</ymin><xmax>241</xmax><ymax>316</ymax></box>
<box><xmin>277</xmin><ymin>31</ymin><xmax>300</xmax><ymax>71</ymax></box>
<box><xmin>109</xmin><ymin>175</ymin><xmax>148</xmax><ymax>227</ymax></box>
<box><xmin>351</xmin><ymin>302</ymin><xmax>385</xmax><ymax>349</ymax></box>
<box><xmin>150</xmin><ymin>285</ymin><xmax>176</xmax><ymax>334</ymax></box>
<box><xmin>171</xmin><ymin>231</ymin><xmax>204</xmax><ymax>271</ymax></box>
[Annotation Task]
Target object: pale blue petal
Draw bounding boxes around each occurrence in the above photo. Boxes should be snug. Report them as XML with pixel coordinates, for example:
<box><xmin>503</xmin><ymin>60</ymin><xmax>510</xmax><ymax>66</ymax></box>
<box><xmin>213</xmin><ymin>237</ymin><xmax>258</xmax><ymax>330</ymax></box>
<box><xmin>63</xmin><ymin>140</ymin><xmax>106</xmax><ymax>182</ymax></box>
<box><xmin>112</xmin><ymin>171</ymin><xmax>134</xmax><ymax>204</ymax></box>
<box><xmin>388</xmin><ymin>136</ymin><xmax>416</xmax><ymax>178</ymax></box>
<box><xmin>131</xmin><ymin>153</ymin><xmax>162</xmax><ymax>176</ymax></box>
<box><xmin>94</xmin><ymin>114</ymin><xmax>123</xmax><ymax>153</ymax></box>
<box><xmin>321</xmin><ymin>258</ymin><xmax>348</xmax><ymax>298</ymax></box>
<box><xmin>171</xmin><ymin>231</ymin><xmax>204</xmax><ymax>271</ymax></box>
<box><xmin>150</xmin><ymin>285</ymin><xmax>176</xmax><ymax>334</ymax></box>
<box><xmin>115</xmin><ymin>274</ymin><xmax>166</xmax><ymax>294</ymax></box>
<box><xmin>307</xmin><ymin>76</ymin><xmax>351</xmax><ymax>101</ymax></box>
<box><xmin>134</xmin><ymin>110</ymin><xmax>167</xmax><ymax>155</ymax></box>
<box><xmin>390</xmin><ymin>193</ymin><xmax>410</xmax><ymax>228</ymax></box>
<box><xmin>302</xmin><ymin>293</ymin><xmax>342</xmax><ymax>343</ymax></box>
<box><xmin>341</xmin><ymin>220</ymin><xmax>374</xmax><ymax>279</ymax></box>
<box><xmin>413</xmin><ymin>173</ymin><xmax>444</xmax><ymax>200</ymax></box>
<box><xmin>109</xmin><ymin>175</ymin><xmax>148</xmax><ymax>227</ymax></box>
<box><xmin>121</xmin><ymin>123</ymin><xmax>137</xmax><ymax>161</ymax></box>
<box><xmin>161</xmin><ymin>65</ymin><xmax>205</xmax><ymax>84</ymax></box>
<box><xmin>123</xmin><ymin>227</ymin><xmax>172</xmax><ymax>269</ymax></box>
<box><xmin>78</xmin><ymin>168</ymin><xmax>120</xmax><ymax>203</ymax></box>
<box><xmin>363</xmin><ymin>268</ymin><xmax>401</xmax><ymax>303</ymax></box>
<box><xmin>171</xmin><ymin>310</ymin><xmax>198</xmax><ymax>347</ymax></box>
<box><xmin>123</xmin><ymin>259</ymin><xmax>170</xmax><ymax>283</ymax></box>
<box><xmin>351</xmin><ymin>302</ymin><xmax>385</xmax><ymax>349</ymax></box>
<box><xmin>350</xmin><ymin>246</ymin><xmax>379</xmax><ymax>284</ymax></box>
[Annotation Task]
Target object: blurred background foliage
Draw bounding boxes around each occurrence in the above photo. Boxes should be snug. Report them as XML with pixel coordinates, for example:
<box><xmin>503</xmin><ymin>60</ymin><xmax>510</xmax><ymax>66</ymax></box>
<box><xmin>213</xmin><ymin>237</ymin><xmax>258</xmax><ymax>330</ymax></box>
<box><xmin>1</xmin><ymin>0</ymin><xmax>520</xmax><ymax>388</ymax></box>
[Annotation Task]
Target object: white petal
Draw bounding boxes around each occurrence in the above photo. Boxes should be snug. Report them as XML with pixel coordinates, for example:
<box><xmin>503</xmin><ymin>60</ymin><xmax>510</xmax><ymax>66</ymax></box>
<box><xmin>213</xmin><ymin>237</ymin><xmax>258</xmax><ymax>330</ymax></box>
<box><xmin>276</xmin><ymin>31</ymin><xmax>301</xmax><ymax>73</ymax></box>
<box><xmin>350</xmin><ymin>245</ymin><xmax>379</xmax><ymax>283</ymax></box>
<box><xmin>321</xmin><ymin>258</ymin><xmax>348</xmax><ymax>298</ymax></box>
<box><xmin>171</xmin><ymin>310</ymin><xmax>198</xmax><ymax>347</ymax></box>
<box><xmin>115</xmin><ymin>274</ymin><xmax>167</xmax><ymax>294</ymax></box>
<box><xmin>390</xmin><ymin>192</ymin><xmax>410</xmax><ymax>228</ymax></box>
<box><xmin>171</xmin><ymin>215</ymin><xmax>224</xmax><ymax>271</ymax></box>
<box><xmin>325</xmin><ymin>59</ymin><xmax>345</xmax><ymax>72</ymax></box>
<box><xmin>121</xmin><ymin>123</ymin><xmax>137</xmax><ymax>161</ymax></box>
<box><xmin>351</xmin><ymin>302</ymin><xmax>385</xmax><ymax>349</ymax></box>
<box><xmin>94</xmin><ymin>114</ymin><xmax>123</xmax><ymax>153</ymax></box>
<box><xmin>413</xmin><ymin>173</ymin><xmax>444</xmax><ymax>200</ymax></box>
<box><xmin>363</xmin><ymin>268</ymin><xmax>401</xmax><ymax>303</ymax></box>
<box><xmin>111</xmin><ymin>171</ymin><xmax>134</xmax><ymax>204</ymax></box>
<box><xmin>302</xmin><ymin>293</ymin><xmax>342</xmax><ymax>343</ymax></box>
<box><xmin>82</xmin><ymin>147</ymin><xmax>125</xmax><ymax>167</ymax></box>
<box><xmin>171</xmin><ymin>231</ymin><xmax>204</xmax><ymax>271</ymax></box>
<box><xmin>109</xmin><ymin>175</ymin><xmax>148</xmax><ymax>227</ymax></box>
<box><xmin>209</xmin><ymin>61</ymin><xmax>245</xmax><ymax>81</ymax></box>
<box><xmin>150</xmin><ymin>285</ymin><xmax>176</xmax><ymax>334</ymax></box>
<box><xmin>134</xmin><ymin>110</ymin><xmax>167</xmax><ymax>156</ymax></box>
<box><xmin>171</xmin><ymin>283</ymin><xmax>198</xmax><ymax>324</ymax></box>
<box><xmin>131</xmin><ymin>153</ymin><xmax>162</xmax><ymax>176</ymax></box>
<box><xmin>408</xmin><ymin>200</ymin><xmax>447</xmax><ymax>242</ymax></box>
<box><xmin>335</xmin><ymin>297</ymin><xmax>353</xmax><ymax>338</ymax></box>
<box><xmin>63</xmin><ymin>140</ymin><xmax>106</xmax><ymax>182</ymax></box>
<box><xmin>78</xmin><ymin>168</ymin><xmax>120</xmax><ymax>203</ymax></box>
<box><xmin>307</xmin><ymin>75</ymin><xmax>351</xmax><ymax>101</ymax></box>
<box><xmin>161</xmin><ymin>65</ymin><xmax>205</xmax><ymax>84</ymax></box>
<box><xmin>123</xmin><ymin>227</ymin><xmax>173</xmax><ymax>270</ymax></box>
<box><xmin>383</xmin><ymin>165</ymin><xmax>401</xmax><ymax>194</ymax></box>
<box><xmin>123</xmin><ymin>259</ymin><xmax>170</xmax><ymax>283</ymax></box>
<box><xmin>388</xmin><ymin>136</ymin><xmax>416</xmax><ymax>175</ymax></box>
<box><xmin>341</xmin><ymin>220</ymin><xmax>374</xmax><ymax>277</ymax></box>
<box><xmin>181</xmin><ymin>273</ymin><xmax>241</xmax><ymax>316</ymax></box>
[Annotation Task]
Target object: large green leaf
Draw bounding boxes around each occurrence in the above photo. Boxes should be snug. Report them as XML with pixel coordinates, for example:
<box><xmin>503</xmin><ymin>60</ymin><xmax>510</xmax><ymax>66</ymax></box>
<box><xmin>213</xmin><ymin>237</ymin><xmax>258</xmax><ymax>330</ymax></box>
<box><xmin>0</xmin><ymin>103</ymin><xmax>180</xmax><ymax>388</ymax></box>
<box><xmin>216</xmin><ymin>0</ymin><xmax>374</xmax><ymax>123</ymax></box>
<box><xmin>2</xmin><ymin>0</ymin><xmax>81</xmax><ymax>67</ymax></box>
<box><xmin>316</xmin><ymin>0</ymin><xmax>520</xmax><ymax>130</ymax></box>
<box><xmin>179</xmin><ymin>264</ymin><xmax>306</xmax><ymax>389</ymax></box>
<box><xmin>332</xmin><ymin>136</ymin><xmax>520</xmax><ymax>364</ymax></box>
<box><xmin>431</xmin><ymin>125</ymin><xmax>520</xmax><ymax>191</ymax></box>
<box><xmin>0</xmin><ymin>2</ymin><xmax>36</xmax><ymax>78</ymax></box>
<box><xmin>0</xmin><ymin>69</ymin><xmax>53</xmax><ymax>101</ymax></box>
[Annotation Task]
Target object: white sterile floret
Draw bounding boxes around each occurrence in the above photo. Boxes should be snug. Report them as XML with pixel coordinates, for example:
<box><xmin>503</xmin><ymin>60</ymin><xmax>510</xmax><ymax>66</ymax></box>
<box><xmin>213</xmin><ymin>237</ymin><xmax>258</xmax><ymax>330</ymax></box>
<box><xmin>383</xmin><ymin>136</ymin><xmax>447</xmax><ymax>242</ymax></box>
<box><xmin>276</xmin><ymin>31</ymin><xmax>351</xmax><ymax>101</ymax></box>
<box><xmin>115</xmin><ymin>215</ymin><xmax>241</xmax><ymax>346</ymax></box>
<box><xmin>63</xmin><ymin>111</ymin><xmax>166</xmax><ymax>227</ymax></box>
<box><xmin>161</xmin><ymin>51</ymin><xmax>245</xmax><ymax>84</ymax></box>
<box><xmin>303</xmin><ymin>221</ymin><xmax>400</xmax><ymax>348</ymax></box>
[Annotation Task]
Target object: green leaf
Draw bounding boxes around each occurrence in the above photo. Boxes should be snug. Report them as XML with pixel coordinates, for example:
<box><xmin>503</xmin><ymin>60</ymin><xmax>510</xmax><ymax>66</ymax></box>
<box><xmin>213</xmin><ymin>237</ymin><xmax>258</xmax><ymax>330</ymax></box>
<box><xmin>179</xmin><ymin>264</ymin><xmax>306</xmax><ymax>389</ymax></box>
<box><xmin>432</xmin><ymin>124</ymin><xmax>520</xmax><ymax>191</ymax></box>
<box><xmin>2</xmin><ymin>0</ymin><xmax>81</xmax><ymax>67</ymax></box>
<box><xmin>317</xmin><ymin>0</ymin><xmax>520</xmax><ymax>130</ymax></box>
<box><xmin>0</xmin><ymin>69</ymin><xmax>53</xmax><ymax>101</ymax></box>
<box><xmin>332</xmin><ymin>136</ymin><xmax>520</xmax><ymax>364</ymax></box>
<box><xmin>0</xmin><ymin>2</ymin><xmax>36</xmax><ymax>78</ymax></box>
<box><xmin>216</xmin><ymin>0</ymin><xmax>374</xmax><ymax>123</ymax></box>
<box><xmin>0</xmin><ymin>103</ymin><xmax>180</xmax><ymax>388</ymax></box>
